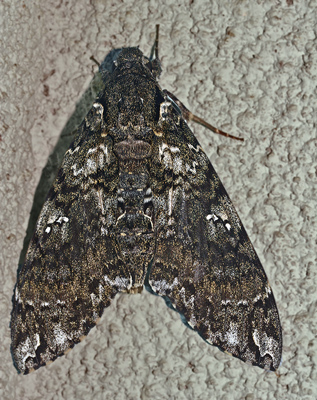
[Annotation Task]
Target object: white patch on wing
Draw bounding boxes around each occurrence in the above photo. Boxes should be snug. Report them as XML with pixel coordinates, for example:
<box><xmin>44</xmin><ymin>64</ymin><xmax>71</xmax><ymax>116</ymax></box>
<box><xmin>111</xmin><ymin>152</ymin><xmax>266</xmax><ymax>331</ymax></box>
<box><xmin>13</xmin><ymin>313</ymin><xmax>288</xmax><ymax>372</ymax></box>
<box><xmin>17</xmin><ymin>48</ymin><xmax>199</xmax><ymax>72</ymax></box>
<box><xmin>225</xmin><ymin>323</ymin><xmax>239</xmax><ymax>346</ymax></box>
<box><xmin>173</xmin><ymin>154</ymin><xmax>183</xmax><ymax>174</ymax></box>
<box><xmin>237</xmin><ymin>299</ymin><xmax>248</xmax><ymax>306</ymax></box>
<box><xmin>186</xmin><ymin>161</ymin><xmax>198</xmax><ymax>174</ymax></box>
<box><xmin>57</xmin><ymin>216</ymin><xmax>69</xmax><ymax>224</ymax></box>
<box><xmin>87</xmin><ymin>143</ymin><xmax>108</xmax><ymax>167</ymax></box>
<box><xmin>253</xmin><ymin>285</ymin><xmax>271</xmax><ymax>303</ymax></box>
<box><xmin>99</xmin><ymin>283</ymin><xmax>104</xmax><ymax>298</ymax></box>
<box><xmin>188</xmin><ymin>316</ymin><xmax>197</xmax><ymax>329</ymax></box>
<box><xmin>168</xmin><ymin>187</ymin><xmax>173</xmax><ymax>216</ymax></box>
<box><xmin>86</xmin><ymin>158</ymin><xmax>97</xmax><ymax>173</ymax></box>
<box><xmin>144</xmin><ymin>196</ymin><xmax>152</xmax><ymax>204</ymax></box>
<box><xmin>225</xmin><ymin>222</ymin><xmax>231</xmax><ymax>231</ymax></box>
<box><xmin>46</xmin><ymin>211</ymin><xmax>60</xmax><ymax>225</ymax></box>
<box><xmin>179</xmin><ymin>287</ymin><xmax>196</xmax><ymax>328</ymax></box>
<box><xmin>219</xmin><ymin>211</ymin><xmax>229</xmax><ymax>221</ymax></box>
<box><xmin>90</xmin><ymin>293</ymin><xmax>97</xmax><ymax>305</ymax></box>
<box><xmin>65</xmin><ymin>146</ymin><xmax>80</xmax><ymax>155</ymax></box>
<box><xmin>159</xmin><ymin>142</ymin><xmax>169</xmax><ymax>159</ymax></box>
<box><xmin>179</xmin><ymin>287</ymin><xmax>195</xmax><ymax>309</ymax></box>
<box><xmin>221</xmin><ymin>299</ymin><xmax>248</xmax><ymax>306</ymax></box>
<box><xmin>253</xmin><ymin>294</ymin><xmax>262</xmax><ymax>303</ymax></box>
<box><xmin>158</xmin><ymin>143</ymin><xmax>183</xmax><ymax>174</ymax></box>
<box><xmin>96</xmin><ymin>189</ymin><xmax>105</xmax><ymax>214</ymax></box>
<box><xmin>188</xmin><ymin>143</ymin><xmax>203</xmax><ymax>153</ymax></box>
<box><xmin>71</xmin><ymin>163</ymin><xmax>84</xmax><ymax>176</ymax></box>
<box><xmin>100</xmin><ymin>144</ymin><xmax>110</xmax><ymax>164</ymax></box>
<box><xmin>206</xmin><ymin>213</ymin><xmax>233</xmax><ymax>232</ymax></box>
<box><xmin>103</xmin><ymin>275</ymin><xmax>130</xmax><ymax>291</ymax></box>
<box><xmin>252</xmin><ymin>329</ymin><xmax>279</xmax><ymax>361</ymax></box>
<box><xmin>15</xmin><ymin>288</ymin><xmax>21</xmax><ymax>302</ymax></box>
<box><xmin>17</xmin><ymin>333</ymin><xmax>41</xmax><ymax>366</ymax></box>
<box><xmin>90</xmin><ymin>284</ymin><xmax>105</xmax><ymax>307</ymax></box>
<box><xmin>211</xmin><ymin>214</ymin><xmax>219</xmax><ymax>221</ymax></box>
<box><xmin>144</xmin><ymin>213</ymin><xmax>154</xmax><ymax>230</ymax></box>
<box><xmin>101</xmin><ymin>226</ymin><xmax>108</xmax><ymax>235</ymax></box>
<box><xmin>87</xmin><ymin>146</ymin><xmax>98</xmax><ymax>155</ymax></box>
<box><xmin>265</xmin><ymin>285</ymin><xmax>272</xmax><ymax>295</ymax></box>
<box><xmin>93</xmin><ymin>102</ymin><xmax>104</xmax><ymax>116</ymax></box>
<box><xmin>149</xmin><ymin>277</ymin><xmax>179</xmax><ymax>293</ymax></box>
<box><xmin>117</xmin><ymin>211</ymin><xmax>126</xmax><ymax>222</ymax></box>
<box><xmin>53</xmin><ymin>325</ymin><xmax>69</xmax><ymax>347</ymax></box>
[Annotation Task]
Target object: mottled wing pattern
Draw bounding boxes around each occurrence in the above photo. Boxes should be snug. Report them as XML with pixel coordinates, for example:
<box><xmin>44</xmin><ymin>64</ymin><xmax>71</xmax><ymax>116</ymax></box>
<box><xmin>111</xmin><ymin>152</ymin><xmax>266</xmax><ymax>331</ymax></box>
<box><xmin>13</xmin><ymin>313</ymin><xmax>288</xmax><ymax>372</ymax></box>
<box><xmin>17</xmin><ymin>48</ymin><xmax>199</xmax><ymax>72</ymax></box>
<box><xmin>11</xmin><ymin>104</ymin><xmax>129</xmax><ymax>374</ymax></box>
<box><xmin>11</xmin><ymin>27</ymin><xmax>282</xmax><ymax>374</ymax></box>
<box><xmin>147</xmin><ymin>107</ymin><xmax>282</xmax><ymax>371</ymax></box>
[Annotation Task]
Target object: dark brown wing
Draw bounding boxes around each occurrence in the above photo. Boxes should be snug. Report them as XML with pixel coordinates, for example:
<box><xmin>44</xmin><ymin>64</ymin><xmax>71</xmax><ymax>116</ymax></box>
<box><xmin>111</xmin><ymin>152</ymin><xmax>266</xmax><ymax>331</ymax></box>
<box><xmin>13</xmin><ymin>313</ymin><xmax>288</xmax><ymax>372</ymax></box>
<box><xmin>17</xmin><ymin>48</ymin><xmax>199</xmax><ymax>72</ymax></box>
<box><xmin>146</xmin><ymin>109</ymin><xmax>282</xmax><ymax>371</ymax></box>
<box><xmin>11</xmin><ymin>103</ymin><xmax>130</xmax><ymax>374</ymax></box>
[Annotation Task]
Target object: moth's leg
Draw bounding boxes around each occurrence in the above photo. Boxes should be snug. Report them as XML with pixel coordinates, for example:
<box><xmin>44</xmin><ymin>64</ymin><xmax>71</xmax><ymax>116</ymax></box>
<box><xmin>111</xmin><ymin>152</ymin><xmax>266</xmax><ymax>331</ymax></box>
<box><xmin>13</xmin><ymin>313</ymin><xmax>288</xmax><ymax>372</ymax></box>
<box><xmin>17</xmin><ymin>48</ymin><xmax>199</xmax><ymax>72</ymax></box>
<box><xmin>164</xmin><ymin>89</ymin><xmax>244</xmax><ymax>141</ymax></box>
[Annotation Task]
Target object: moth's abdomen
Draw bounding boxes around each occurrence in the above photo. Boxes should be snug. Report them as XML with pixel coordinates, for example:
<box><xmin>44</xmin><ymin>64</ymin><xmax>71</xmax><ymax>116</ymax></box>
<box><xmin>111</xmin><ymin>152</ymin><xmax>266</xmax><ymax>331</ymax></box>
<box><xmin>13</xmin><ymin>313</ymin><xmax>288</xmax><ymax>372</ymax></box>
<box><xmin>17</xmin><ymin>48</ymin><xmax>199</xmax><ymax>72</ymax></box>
<box><xmin>114</xmin><ymin>138</ymin><xmax>155</xmax><ymax>287</ymax></box>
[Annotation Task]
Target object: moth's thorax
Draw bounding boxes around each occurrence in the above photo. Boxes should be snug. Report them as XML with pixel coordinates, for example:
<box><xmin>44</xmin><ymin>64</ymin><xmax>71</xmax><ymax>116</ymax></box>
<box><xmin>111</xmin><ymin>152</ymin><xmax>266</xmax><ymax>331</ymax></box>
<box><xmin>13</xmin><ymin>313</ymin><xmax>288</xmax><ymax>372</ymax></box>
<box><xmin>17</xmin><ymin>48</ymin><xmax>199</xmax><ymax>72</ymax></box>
<box><xmin>102</xmin><ymin>48</ymin><xmax>163</xmax><ymax>132</ymax></box>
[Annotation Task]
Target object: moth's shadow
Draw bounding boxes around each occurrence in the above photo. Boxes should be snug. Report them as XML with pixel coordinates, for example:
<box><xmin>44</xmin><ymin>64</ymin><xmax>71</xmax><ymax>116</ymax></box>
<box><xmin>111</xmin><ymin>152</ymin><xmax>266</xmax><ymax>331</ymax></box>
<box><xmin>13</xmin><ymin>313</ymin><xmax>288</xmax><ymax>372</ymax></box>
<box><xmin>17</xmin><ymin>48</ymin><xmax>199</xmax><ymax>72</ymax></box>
<box><xmin>18</xmin><ymin>48</ymin><xmax>122</xmax><ymax>268</ymax></box>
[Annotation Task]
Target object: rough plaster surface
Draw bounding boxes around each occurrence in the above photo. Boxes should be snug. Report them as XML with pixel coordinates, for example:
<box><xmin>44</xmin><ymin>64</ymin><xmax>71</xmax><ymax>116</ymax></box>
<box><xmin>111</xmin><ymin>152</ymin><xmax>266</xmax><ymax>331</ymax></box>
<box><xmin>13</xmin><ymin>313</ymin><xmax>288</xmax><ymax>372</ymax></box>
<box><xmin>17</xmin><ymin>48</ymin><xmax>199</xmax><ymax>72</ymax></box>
<box><xmin>1</xmin><ymin>1</ymin><xmax>316</xmax><ymax>399</ymax></box>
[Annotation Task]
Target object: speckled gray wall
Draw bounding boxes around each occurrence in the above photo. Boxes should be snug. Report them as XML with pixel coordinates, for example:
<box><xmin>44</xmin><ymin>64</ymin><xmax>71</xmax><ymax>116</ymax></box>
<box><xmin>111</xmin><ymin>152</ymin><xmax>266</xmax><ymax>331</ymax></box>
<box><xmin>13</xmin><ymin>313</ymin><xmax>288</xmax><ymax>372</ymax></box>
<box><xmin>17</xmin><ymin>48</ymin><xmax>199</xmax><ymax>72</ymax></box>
<box><xmin>1</xmin><ymin>1</ymin><xmax>316</xmax><ymax>399</ymax></box>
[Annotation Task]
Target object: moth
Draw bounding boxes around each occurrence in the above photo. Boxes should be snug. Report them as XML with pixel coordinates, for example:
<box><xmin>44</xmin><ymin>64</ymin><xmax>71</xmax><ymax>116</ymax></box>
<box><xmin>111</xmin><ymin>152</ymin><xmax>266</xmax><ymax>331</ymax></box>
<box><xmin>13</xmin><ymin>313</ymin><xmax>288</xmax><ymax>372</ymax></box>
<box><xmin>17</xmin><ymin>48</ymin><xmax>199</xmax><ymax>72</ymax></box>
<box><xmin>11</xmin><ymin>26</ymin><xmax>282</xmax><ymax>374</ymax></box>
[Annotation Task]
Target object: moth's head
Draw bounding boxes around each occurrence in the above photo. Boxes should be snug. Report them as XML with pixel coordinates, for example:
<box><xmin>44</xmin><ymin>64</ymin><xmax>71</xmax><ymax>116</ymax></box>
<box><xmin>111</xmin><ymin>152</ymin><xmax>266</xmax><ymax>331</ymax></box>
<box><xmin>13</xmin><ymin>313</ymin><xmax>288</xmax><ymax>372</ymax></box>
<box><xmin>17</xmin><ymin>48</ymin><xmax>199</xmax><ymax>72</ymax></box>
<box><xmin>112</xmin><ymin>47</ymin><xmax>161</xmax><ymax>79</ymax></box>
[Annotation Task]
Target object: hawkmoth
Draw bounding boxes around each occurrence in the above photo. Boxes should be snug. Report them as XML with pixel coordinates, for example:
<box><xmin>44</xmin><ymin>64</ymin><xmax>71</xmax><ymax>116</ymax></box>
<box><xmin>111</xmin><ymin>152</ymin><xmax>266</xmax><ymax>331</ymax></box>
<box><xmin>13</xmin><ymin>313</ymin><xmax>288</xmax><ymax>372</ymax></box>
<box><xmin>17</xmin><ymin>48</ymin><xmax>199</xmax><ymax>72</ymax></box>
<box><xmin>11</xmin><ymin>26</ymin><xmax>282</xmax><ymax>374</ymax></box>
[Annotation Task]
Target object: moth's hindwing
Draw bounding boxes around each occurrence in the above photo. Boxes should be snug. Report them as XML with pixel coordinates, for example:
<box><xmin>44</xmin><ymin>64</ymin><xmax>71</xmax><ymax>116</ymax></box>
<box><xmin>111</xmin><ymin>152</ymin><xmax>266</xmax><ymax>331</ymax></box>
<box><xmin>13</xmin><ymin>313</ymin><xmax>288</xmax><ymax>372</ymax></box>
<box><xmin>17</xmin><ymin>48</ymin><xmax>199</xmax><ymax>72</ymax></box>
<box><xmin>11</xmin><ymin>37</ymin><xmax>282</xmax><ymax>374</ymax></box>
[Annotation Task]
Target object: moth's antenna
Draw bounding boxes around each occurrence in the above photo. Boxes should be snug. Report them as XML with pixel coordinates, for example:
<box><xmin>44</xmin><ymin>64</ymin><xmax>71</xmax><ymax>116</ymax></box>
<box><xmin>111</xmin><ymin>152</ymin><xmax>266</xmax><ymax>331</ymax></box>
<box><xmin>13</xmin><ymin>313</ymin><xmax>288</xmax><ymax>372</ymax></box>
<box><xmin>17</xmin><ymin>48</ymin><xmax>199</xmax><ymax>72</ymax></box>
<box><xmin>149</xmin><ymin>25</ymin><xmax>162</xmax><ymax>79</ymax></box>
<box><xmin>150</xmin><ymin>25</ymin><xmax>160</xmax><ymax>61</ymax></box>
<box><xmin>90</xmin><ymin>55</ymin><xmax>100</xmax><ymax>67</ymax></box>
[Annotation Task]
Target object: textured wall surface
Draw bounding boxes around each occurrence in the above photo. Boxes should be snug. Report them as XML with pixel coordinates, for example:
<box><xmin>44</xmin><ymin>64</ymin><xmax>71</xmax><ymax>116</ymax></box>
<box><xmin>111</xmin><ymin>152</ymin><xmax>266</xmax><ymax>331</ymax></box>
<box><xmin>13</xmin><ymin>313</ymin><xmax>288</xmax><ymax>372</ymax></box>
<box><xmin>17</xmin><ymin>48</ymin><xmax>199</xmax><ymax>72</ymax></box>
<box><xmin>1</xmin><ymin>1</ymin><xmax>316</xmax><ymax>399</ymax></box>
